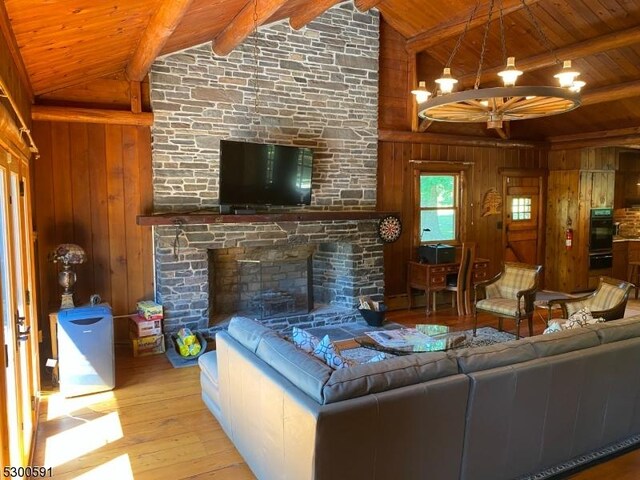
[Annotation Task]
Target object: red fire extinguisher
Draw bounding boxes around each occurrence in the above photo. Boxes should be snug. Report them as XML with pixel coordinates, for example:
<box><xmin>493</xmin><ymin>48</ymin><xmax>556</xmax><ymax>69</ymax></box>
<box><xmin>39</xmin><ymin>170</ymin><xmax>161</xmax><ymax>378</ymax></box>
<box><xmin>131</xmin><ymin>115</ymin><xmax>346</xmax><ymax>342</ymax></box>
<box><xmin>565</xmin><ymin>228</ymin><xmax>573</xmax><ymax>249</ymax></box>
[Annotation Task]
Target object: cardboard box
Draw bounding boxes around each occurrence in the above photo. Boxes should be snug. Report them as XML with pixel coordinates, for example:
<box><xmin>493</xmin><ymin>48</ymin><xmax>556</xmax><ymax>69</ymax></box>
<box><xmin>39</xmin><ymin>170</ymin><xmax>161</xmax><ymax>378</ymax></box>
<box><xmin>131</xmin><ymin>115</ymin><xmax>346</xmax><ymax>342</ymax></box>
<box><xmin>129</xmin><ymin>315</ymin><xmax>162</xmax><ymax>337</ymax></box>
<box><xmin>136</xmin><ymin>300</ymin><xmax>163</xmax><ymax>320</ymax></box>
<box><xmin>131</xmin><ymin>333</ymin><xmax>165</xmax><ymax>357</ymax></box>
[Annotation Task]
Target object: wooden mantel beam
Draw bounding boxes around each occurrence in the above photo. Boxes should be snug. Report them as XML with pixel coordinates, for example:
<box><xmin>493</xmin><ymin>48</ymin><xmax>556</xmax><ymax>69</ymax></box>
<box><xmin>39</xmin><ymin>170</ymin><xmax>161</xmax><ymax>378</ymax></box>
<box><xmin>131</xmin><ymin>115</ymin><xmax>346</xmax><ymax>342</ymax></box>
<box><xmin>126</xmin><ymin>0</ymin><xmax>194</xmax><ymax>81</ymax></box>
<box><xmin>406</xmin><ymin>0</ymin><xmax>541</xmax><ymax>53</ymax></box>
<box><xmin>213</xmin><ymin>0</ymin><xmax>289</xmax><ymax>57</ymax></box>
<box><xmin>354</xmin><ymin>0</ymin><xmax>383</xmax><ymax>11</ymax></box>
<box><xmin>32</xmin><ymin>105</ymin><xmax>154</xmax><ymax>126</ymax></box>
<box><xmin>456</xmin><ymin>26</ymin><xmax>640</xmax><ymax>87</ymax></box>
<box><xmin>289</xmin><ymin>0</ymin><xmax>342</xmax><ymax>30</ymax></box>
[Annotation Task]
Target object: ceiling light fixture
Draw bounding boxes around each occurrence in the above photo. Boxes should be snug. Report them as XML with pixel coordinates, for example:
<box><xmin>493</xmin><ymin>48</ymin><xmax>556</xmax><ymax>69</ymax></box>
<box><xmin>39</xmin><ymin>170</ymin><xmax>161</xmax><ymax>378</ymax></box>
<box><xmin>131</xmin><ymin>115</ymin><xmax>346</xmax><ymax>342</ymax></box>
<box><xmin>412</xmin><ymin>0</ymin><xmax>584</xmax><ymax>131</ymax></box>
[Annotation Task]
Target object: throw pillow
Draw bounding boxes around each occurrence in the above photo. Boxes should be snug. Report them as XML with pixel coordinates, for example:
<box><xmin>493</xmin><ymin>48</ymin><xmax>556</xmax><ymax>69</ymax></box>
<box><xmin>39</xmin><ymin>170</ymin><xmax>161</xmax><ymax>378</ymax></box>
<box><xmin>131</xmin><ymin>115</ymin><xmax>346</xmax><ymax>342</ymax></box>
<box><xmin>564</xmin><ymin>307</ymin><xmax>601</xmax><ymax>329</ymax></box>
<box><xmin>313</xmin><ymin>335</ymin><xmax>354</xmax><ymax>370</ymax></box>
<box><xmin>543</xmin><ymin>321</ymin><xmax>563</xmax><ymax>334</ymax></box>
<box><xmin>543</xmin><ymin>308</ymin><xmax>605</xmax><ymax>334</ymax></box>
<box><xmin>292</xmin><ymin>327</ymin><xmax>320</xmax><ymax>353</ymax></box>
<box><xmin>366</xmin><ymin>352</ymin><xmax>388</xmax><ymax>363</ymax></box>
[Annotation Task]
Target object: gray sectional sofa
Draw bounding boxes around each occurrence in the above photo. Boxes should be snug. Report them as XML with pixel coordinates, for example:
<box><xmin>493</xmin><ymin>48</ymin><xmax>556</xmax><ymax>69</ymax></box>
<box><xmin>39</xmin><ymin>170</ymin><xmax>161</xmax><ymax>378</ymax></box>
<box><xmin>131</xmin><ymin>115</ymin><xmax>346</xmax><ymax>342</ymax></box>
<box><xmin>199</xmin><ymin>316</ymin><xmax>640</xmax><ymax>480</ymax></box>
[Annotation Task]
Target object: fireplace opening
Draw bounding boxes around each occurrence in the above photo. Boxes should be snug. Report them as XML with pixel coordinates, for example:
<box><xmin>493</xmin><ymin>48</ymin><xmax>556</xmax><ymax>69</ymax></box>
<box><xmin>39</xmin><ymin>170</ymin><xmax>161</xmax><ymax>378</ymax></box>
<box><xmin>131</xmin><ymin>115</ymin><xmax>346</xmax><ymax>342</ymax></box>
<box><xmin>237</xmin><ymin>257</ymin><xmax>313</xmax><ymax>319</ymax></box>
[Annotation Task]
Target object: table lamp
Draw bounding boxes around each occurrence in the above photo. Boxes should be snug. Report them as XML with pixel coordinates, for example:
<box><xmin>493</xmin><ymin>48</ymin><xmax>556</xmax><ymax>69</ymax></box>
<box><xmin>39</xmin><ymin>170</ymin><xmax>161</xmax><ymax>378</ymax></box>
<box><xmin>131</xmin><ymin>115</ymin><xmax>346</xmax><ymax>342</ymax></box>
<box><xmin>51</xmin><ymin>243</ymin><xmax>87</xmax><ymax>309</ymax></box>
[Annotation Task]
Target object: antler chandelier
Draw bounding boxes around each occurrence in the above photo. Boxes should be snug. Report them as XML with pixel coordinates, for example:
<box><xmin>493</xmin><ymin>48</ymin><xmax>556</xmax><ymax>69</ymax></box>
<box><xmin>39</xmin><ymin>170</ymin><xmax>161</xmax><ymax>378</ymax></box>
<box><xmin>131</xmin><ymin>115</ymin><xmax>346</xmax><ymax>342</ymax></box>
<box><xmin>412</xmin><ymin>0</ymin><xmax>585</xmax><ymax>131</ymax></box>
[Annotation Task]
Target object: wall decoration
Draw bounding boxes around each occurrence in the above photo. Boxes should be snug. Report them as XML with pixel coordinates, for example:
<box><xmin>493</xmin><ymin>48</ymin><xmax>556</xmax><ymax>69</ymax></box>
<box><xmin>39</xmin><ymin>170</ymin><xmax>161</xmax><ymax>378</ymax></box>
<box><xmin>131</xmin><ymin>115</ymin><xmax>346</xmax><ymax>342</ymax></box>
<box><xmin>377</xmin><ymin>215</ymin><xmax>402</xmax><ymax>243</ymax></box>
<box><xmin>481</xmin><ymin>188</ymin><xmax>502</xmax><ymax>217</ymax></box>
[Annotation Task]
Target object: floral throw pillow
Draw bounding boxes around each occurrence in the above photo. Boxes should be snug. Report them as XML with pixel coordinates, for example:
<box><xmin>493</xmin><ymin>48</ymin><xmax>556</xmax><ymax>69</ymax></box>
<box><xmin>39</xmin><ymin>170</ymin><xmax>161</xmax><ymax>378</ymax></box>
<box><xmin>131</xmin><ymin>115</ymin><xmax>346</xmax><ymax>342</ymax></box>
<box><xmin>312</xmin><ymin>335</ymin><xmax>354</xmax><ymax>369</ymax></box>
<box><xmin>291</xmin><ymin>327</ymin><xmax>320</xmax><ymax>353</ymax></box>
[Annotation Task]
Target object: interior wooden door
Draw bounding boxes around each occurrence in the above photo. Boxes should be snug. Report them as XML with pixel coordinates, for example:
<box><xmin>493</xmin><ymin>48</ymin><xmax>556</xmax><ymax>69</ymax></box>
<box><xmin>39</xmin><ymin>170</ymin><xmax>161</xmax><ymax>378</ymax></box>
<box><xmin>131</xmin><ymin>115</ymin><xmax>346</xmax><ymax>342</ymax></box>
<box><xmin>0</xmin><ymin>150</ymin><xmax>38</xmax><ymax>467</ymax></box>
<box><xmin>502</xmin><ymin>172</ymin><xmax>545</xmax><ymax>269</ymax></box>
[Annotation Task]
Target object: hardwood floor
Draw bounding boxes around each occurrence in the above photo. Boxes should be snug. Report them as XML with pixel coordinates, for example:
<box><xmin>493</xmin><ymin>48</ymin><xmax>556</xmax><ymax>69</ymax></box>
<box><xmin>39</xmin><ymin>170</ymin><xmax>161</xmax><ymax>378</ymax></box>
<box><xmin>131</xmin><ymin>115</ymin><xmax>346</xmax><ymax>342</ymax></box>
<box><xmin>32</xmin><ymin>299</ymin><xmax>640</xmax><ymax>479</ymax></box>
<box><xmin>32</xmin><ymin>347</ymin><xmax>254</xmax><ymax>479</ymax></box>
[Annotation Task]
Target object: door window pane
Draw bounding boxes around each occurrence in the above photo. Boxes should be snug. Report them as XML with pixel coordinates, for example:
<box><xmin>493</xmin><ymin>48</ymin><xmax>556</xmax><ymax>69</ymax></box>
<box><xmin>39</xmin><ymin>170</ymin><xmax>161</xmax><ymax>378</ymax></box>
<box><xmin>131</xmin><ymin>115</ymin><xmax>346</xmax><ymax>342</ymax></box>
<box><xmin>512</xmin><ymin>197</ymin><xmax>532</xmax><ymax>221</ymax></box>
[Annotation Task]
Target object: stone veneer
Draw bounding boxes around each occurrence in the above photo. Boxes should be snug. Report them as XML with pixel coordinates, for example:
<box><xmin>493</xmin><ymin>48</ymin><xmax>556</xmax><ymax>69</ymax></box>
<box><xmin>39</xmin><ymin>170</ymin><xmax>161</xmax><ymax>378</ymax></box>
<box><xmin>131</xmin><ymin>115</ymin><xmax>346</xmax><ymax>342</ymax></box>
<box><xmin>150</xmin><ymin>3</ymin><xmax>379</xmax><ymax>212</ymax></box>
<box><xmin>154</xmin><ymin>221</ymin><xmax>384</xmax><ymax>333</ymax></box>
<box><xmin>149</xmin><ymin>4</ymin><xmax>382</xmax><ymax>333</ymax></box>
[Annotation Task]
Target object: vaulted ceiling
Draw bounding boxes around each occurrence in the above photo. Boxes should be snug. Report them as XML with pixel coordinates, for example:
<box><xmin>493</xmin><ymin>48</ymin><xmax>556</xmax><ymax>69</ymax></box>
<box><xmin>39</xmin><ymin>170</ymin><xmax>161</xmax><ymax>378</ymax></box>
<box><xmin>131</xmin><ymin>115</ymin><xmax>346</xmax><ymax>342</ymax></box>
<box><xmin>3</xmin><ymin>0</ymin><xmax>640</xmax><ymax>140</ymax></box>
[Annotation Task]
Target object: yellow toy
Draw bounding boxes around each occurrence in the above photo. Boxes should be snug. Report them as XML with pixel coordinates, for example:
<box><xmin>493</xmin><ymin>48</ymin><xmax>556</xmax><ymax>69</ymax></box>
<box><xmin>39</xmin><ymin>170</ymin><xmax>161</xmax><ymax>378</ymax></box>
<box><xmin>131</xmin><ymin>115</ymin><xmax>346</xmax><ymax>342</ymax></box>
<box><xmin>176</xmin><ymin>328</ymin><xmax>201</xmax><ymax>357</ymax></box>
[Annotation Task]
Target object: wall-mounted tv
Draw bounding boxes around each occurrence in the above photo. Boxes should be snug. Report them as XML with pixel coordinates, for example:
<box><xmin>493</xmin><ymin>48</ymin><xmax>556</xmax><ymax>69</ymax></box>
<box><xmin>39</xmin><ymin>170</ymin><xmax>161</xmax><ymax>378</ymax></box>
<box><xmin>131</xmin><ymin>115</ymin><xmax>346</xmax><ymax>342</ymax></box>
<box><xmin>219</xmin><ymin>140</ymin><xmax>313</xmax><ymax>206</ymax></box>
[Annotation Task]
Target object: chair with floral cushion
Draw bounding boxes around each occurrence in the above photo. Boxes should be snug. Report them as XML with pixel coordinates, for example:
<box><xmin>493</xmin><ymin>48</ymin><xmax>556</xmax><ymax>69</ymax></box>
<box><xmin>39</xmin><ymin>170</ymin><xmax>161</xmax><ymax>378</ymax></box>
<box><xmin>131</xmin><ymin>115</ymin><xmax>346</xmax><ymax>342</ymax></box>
<box><xmin>547</xmin><ymin>276</ymin><xmax>633</xmax><ymax>322</ymax></box>
<box><xmin>473</xmin><ymin>262</ymin><xmax>542</xmax><ymax>339</ymax></box>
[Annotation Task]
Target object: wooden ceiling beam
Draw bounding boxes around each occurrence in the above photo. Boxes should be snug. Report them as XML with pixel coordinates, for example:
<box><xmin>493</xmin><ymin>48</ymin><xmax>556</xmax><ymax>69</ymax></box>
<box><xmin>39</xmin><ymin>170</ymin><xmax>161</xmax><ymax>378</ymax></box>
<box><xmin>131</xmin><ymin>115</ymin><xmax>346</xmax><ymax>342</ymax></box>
<box><xmin>125</xmin><ymin>0</ymin><xmax>195</xmax><ymax>81</ymax></box>
<box><xmin>213</xmin><ymin>0</ymin><xmax>289</xmax><ymax>57</ymax></box>
<box><xmin>549</xmin><ymin>126</ymin><xmax>640</xmax><ymax>150</ymax></box>
<box><xmin>379</xmin><ymin>129</ymin><xmax>545</xmax><ymax>149</ymax></box>
<box><xmin>406</xmin><ymin>0</ymin><xmax>542</xmax><ymax>53</ymax></box>
<box><xmin>289</xmin><ymin>0</ymin><xmax>343</xmax><ymax>30</ymax></box>
<box><xmin>354</xmin><ymin>0</ymin><xmax>383</xmax><ymax>11</ymax></box>
<box><xmin>32</xmin><ymin>105</ymin><xmax>153</xmax><ymax>126</ymax></box>
<box><xmin>580</xmin><ymin>80</ymin><xmax>640</xmax><ymax>107</ymax></box>
<box><xmin>456</xmin><ymin>25</ymin><xmax>640</xmax><ymax>87</ymax></box>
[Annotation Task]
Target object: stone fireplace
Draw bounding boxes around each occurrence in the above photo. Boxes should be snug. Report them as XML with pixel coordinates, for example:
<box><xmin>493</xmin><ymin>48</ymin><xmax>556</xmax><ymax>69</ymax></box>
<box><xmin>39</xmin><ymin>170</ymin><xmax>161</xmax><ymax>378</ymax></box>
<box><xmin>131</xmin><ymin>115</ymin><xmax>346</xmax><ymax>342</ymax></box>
<box><xmin>154</xmin><ymin>220</ymin><xmax>384</xmax><ymax>334</ymax></box>
<box><xmin>149</xmin><ymin>3</ymin><xmax>381</xmax><ymax>334</ymax></box>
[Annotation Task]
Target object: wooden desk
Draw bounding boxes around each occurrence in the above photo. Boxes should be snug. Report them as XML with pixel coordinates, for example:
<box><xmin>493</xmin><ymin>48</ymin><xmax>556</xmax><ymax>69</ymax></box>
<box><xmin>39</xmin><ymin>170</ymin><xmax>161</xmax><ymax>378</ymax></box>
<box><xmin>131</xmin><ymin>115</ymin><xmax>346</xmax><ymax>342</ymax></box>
<box><xmin>407</xmin><ymin>259</ymin><xmax>489</xmax><ymax>315</ymax></box>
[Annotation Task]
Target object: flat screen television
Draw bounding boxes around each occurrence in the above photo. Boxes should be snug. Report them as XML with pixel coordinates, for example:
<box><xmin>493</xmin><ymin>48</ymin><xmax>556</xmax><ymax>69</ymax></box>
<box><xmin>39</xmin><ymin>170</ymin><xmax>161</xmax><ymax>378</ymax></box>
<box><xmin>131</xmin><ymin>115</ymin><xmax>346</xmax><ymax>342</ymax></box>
<box><xmin>219</xmin><ymin>140</ymin><xmax>313</xmax><ymax>206</ymax></box>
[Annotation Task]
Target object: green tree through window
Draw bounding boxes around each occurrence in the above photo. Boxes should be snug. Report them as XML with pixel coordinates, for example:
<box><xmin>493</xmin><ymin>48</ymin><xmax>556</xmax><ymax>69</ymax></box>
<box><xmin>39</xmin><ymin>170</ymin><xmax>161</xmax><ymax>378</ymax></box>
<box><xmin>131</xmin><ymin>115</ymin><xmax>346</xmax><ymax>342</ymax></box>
<box><xmin>419</xmin><ymin>174</ymin><xmax>458</xmax><ymax>242</ymax></box>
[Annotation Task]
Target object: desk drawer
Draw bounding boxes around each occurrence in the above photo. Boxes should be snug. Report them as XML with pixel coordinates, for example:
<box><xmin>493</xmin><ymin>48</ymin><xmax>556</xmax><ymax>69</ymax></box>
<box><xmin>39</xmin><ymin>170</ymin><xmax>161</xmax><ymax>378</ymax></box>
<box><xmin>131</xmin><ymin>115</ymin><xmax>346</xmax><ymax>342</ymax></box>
<box><xmin>473</xmin><ymin>271</ymin><xmax>487</xmax><ymax>282</ymax></box>
<box><xmin>430</xmin><ymin>275</ymin><xmax>446</xmax><ymax>287</ymax></box>
<box><xmin>430</xmin><ymin>266</ymin><xmax>446</xmax><ymax>274</ymax></box>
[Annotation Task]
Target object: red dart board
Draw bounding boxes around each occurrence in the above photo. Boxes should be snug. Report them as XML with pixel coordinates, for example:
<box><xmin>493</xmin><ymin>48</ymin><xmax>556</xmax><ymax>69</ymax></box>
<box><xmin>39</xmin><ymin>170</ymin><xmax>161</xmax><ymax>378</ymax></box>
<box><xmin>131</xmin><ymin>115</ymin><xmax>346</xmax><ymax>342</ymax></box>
<box><xmin>377</xmin><ymin>215</ymin><xmax>402</xmax><ymax>243</ymax></box>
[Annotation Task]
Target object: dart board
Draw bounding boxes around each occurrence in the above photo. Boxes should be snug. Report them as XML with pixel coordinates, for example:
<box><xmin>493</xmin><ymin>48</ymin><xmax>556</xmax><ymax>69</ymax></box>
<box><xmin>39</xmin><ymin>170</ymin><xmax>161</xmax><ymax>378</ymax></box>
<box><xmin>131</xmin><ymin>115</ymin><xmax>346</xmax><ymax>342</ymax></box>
<box><xmin>377</xmin><ymin>215</ymin><xmax>402</xmax><ymax>243</ymax></box>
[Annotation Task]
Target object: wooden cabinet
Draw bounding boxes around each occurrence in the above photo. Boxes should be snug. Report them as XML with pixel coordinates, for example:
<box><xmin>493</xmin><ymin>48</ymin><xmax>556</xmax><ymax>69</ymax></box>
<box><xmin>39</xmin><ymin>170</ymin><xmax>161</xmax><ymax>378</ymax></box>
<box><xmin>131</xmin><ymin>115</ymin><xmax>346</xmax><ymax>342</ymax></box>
<box><xmin>546</xmin><ymin>148</ymin><xmax>617</xmax><ymax>293</ymax></box>
<box><xmin>614</xmin><ymin>151</ymin><xmax>640</xmax><ymax>209</ymax></box>
<box><xmin>612</xmin><ymin>241</ymin><xmax>629</xmax><ymax>281</ymax></box>
<box><xmin>612</xmin><ymin>241</ymin><xmax>640</xmax><ymax>283</ymax></box>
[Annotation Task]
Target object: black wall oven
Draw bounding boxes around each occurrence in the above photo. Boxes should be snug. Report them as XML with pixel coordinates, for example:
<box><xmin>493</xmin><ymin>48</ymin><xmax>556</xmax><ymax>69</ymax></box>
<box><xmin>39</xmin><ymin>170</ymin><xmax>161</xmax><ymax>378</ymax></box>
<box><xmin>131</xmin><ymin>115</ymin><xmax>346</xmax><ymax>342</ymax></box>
<box><xmin>589</xmin><ymin>208</ymin><xmax>614</xmax><ymax>270</ymax></box>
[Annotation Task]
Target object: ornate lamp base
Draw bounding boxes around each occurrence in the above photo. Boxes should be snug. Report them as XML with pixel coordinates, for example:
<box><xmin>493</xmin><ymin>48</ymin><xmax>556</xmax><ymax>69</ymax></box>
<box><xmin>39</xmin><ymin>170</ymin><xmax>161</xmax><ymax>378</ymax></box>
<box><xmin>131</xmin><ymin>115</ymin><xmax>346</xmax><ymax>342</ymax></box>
<box><xmin>60</xmin><ymin>293</ymin><xmax>75</xmax><ymax>309</ymax></box>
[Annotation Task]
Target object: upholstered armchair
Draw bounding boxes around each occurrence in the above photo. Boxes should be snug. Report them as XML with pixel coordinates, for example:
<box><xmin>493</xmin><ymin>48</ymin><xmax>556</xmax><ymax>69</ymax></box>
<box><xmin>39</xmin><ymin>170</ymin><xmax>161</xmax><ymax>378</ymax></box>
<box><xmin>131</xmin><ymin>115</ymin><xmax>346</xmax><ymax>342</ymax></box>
<box><xmin>474</xmin><ymin>262</ymin><xmax>543</xmax><ymax>339</ymax></box>
<box><xmin>547</xmin><ymin>276</ymin><xmax>633</xmax><ymax>321</ymax></box>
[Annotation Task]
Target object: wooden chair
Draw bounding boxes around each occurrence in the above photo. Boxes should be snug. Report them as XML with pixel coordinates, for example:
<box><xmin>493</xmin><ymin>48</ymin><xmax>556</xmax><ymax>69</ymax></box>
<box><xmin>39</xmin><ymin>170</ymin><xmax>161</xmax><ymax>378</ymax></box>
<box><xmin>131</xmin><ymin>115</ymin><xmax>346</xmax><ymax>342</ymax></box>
<box><xmin>547</xmin><ymin>276</ymin><xmax>633</xmax><ymax>321</ymax></box>
<box><xmin>445</xmin><ymin>242</ymin><xmax>476</xmax><ymax>316</ymax></box>
<box><xmin>473</xmin><ymin>262</ymin><xmax>542</xmax><ymax>339</ymax></box>
<box><xmin>628</xmin><ymin>262</ymin><xmax>640</xmax><ymax>299</ymax></box>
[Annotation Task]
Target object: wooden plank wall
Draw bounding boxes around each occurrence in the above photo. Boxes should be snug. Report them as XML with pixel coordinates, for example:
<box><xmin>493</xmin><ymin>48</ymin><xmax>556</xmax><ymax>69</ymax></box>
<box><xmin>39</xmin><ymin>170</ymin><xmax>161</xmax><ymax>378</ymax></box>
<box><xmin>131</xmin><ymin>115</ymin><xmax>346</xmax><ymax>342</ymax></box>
<box><xmin>378</xmin><ymin>18</ymin><xmax>548</xmax><ymax>304</ymax></box>
<box><xmin>378</xmin><ymin>140</ymin><xmax>547</xmax><ymax>301</ymax></box>
<box><xmin>31</xmin><ymin>121</ymin><xmax>154</xmax><ymax>346</ymax></box>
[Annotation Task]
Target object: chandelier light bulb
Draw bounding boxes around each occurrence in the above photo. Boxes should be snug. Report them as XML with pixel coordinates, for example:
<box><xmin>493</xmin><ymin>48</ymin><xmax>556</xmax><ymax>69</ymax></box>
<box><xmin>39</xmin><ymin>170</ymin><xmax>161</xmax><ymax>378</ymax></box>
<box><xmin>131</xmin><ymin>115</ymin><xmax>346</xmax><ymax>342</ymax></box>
<box><xmin>554</xmin><ymin>60</ymin><xmax>580</xmax><ymax>88</ymax></box>
<box><xmin>435</xmin><ymin>67</ymin><xmax>458</xmax><ymax>94</ymax></box>
<box><xmin>497</xmin><ymin>57</ymin><xmax>523</xmax><ymax>87</ymax></box>
<box><xmin>411</xmin><ymin>80</ymin><xmax>432</xmax><ymax>103</ymax></box>
<box><xmin>569</xmin><ymin>80</ymin><xmax>586</xmax><ymax>93</ymax></box>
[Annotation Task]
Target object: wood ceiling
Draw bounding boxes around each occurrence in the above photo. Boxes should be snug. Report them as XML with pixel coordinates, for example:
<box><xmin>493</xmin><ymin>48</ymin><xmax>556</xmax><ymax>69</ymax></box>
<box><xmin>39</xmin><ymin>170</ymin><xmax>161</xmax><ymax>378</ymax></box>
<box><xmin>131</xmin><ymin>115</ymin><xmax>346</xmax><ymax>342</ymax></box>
<box><xmin>3</xmin><ymin>0</ymin><xmax>640</xmax><ymax>140</ymax></box>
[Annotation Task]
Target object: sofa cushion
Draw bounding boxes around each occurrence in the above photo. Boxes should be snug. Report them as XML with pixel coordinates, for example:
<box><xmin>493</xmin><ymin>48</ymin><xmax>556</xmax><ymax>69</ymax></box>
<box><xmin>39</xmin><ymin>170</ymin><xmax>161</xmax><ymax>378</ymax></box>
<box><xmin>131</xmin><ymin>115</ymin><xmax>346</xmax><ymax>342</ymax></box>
<box><xmin>587</xmin><ymin>316</ymin><xmax>640</xmax><ymax>344</ymax></box>
<box><xmin>198</xmin><ymin>351</ymin><xmax>220</xmax><ymax>411</ymax></box>
<box><xmin>526</xmin><ymin>328</ymin><xmax>600</xmax><ymax>357</ymax></box>
<box><xmin>322</xmin><ymin>351</ymin><xmax>458</xmax><ymax>404</ymax></box>
<box><xmin>227</xmin><ymin>316</ymin><xmax>274</xmax><ymax>353</ymax></box>
<box><xmin>455</xmin><ymin>340</ymin><xmax>537</xmax><ymax>373</ymax></box>
<box><xmin>476</xmin><ymin>298</ymin><xmax>522</xmax><ymax>316</ymax></box>
<box><xmin>255</xmin><ymin>332</ymin><xmax>332</xmax><ymax>404</ymax></box>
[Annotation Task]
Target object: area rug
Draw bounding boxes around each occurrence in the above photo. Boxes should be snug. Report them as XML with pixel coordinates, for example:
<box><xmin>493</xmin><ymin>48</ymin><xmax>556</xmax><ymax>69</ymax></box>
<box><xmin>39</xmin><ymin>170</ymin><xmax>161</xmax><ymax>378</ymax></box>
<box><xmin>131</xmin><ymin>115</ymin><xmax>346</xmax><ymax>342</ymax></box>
<box><xmin>340</xmin><ymin>326</ymin><xmax>515</xmax><ymax>363</ymax></box>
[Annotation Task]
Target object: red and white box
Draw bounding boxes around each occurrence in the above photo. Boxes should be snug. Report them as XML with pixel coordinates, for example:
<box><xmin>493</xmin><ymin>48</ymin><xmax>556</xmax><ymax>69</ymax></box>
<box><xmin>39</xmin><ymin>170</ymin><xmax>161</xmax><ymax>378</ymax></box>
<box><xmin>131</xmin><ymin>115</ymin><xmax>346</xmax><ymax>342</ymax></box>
<box><xmin>129</xmin><ymin>314</ymin><xmax>162</xmax><ymax>337</ymax></box>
